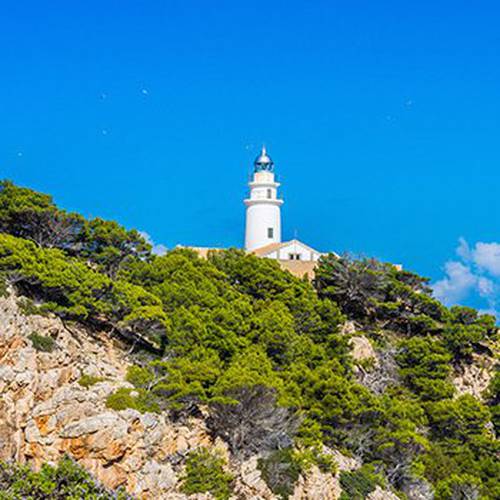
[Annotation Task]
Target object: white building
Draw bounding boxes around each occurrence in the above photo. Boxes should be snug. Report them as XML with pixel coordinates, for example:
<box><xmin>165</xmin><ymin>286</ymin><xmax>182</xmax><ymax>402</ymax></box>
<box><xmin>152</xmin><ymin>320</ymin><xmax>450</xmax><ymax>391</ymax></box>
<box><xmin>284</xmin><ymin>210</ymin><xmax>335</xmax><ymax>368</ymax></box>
<box><xmin>244</xmin><ymin>146</ymin><xmax>283</xmax><ymax>252</ymax></box>
<box><xmin>244</xmin><ymin>147</ymin><xmax>326</xmax><ymax>276</ymax></box>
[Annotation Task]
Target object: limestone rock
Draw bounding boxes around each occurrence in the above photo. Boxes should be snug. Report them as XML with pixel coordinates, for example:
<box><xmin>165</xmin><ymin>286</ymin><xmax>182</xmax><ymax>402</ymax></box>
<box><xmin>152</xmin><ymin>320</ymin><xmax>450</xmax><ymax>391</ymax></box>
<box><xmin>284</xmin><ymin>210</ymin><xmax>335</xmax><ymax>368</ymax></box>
<box><xmin>325</xmin><ymin>447</ymin><xmax>360</xmax><ymax>472</ymax></box>
<box><xmin>340</xmin><ymin>321</ymin><xmax>357</xmax><ymax>335</ymax></box>
<box><xmin>235</xmin><ymin>456</ymin><xmax>276</xmax><ymax>499</ymax></box>
<box><xmin>350</xmin><ymin>335</ymin><xmax>378</xmax><ymax>365</ymax></box>
<box><xmin>453</xmin><ymin>359</ymin><xmax>493</xmax><ymax>400</ymax></box>
<box><xmin>367</xmin><ymin>485</ymin><xmax>400</xmax><ymax>500</ymax></box>
<box><xmin>61</xmin><ymin>413</ymin><xmax>126</xmax><ymax>438</ymax></box>
<box><xmin>291</xmin><ymin>466</ymin><xmax>340</xmax><ymax>500</ymax></box>
<box><xmin>0</xmin><ymin>291</ymin><xmax>231</xmax><ymax>498</ymax></box>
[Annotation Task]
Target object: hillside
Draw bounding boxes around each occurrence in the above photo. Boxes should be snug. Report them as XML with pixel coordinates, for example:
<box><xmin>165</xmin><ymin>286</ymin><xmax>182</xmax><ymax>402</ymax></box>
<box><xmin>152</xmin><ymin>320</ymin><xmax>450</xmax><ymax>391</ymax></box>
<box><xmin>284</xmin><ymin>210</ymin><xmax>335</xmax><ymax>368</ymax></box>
<box><xmin>0</xmin><ymin>180</ymin><xmax>498</xmax><ymax>500</ymax></box>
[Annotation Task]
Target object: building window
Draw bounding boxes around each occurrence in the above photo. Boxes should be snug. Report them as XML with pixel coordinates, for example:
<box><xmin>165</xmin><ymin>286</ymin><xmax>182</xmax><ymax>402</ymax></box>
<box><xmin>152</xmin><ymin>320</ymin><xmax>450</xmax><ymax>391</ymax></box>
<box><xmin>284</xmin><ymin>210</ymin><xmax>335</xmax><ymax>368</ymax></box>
<box><xmin>267</xmin><ymin>188</ymin><xmax>272</xmax><ymax>199</ymax></box>
<box><xmin>289</xmin><ymin>253</ymin><xmax>301</xmax><ymax>261</ymax></box>
<box><xmin>267</xmin><ymin>227</ymin><xmax>274</xmax><ymax>238</ymax></box>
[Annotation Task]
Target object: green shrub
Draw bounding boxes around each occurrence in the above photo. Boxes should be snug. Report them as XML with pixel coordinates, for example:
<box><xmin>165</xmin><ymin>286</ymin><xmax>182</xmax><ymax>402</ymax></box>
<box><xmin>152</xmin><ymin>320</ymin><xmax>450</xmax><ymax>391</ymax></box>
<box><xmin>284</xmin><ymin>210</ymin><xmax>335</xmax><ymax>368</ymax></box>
<box><xmin>314</xmin><ymin>451</ymin><xmax>337</xmax><ymax>474</ymax></box>
<box><xmin>0</xmin><ymin>455</ymin><xmax>132</xmax><ymax>499</ymax></box>
<box><xmin>0</xmin><ymin>273</ymin><xmax>8</xmax><ymax>298</ymax></box>
<box><xmin>181</xmin><ymin>448</ymin><xmax>233</xmax><ymax>500</ymax></box>
<box><xmin>434</xmin><ymin>473</ymin><xmax>481</xmax><ymax>500</ymax></box>
<box><xmin>105</xmin><ymin>388</ymin><xmax>135</xmax><ymax>411</ymax></box>
<box><xmin>292</xmin><ymin>446</ymin><xmax>337</xmax><ymax>474</ymax></box>
<box><xmin>18</xmin><ymin>297</ymin><xmax>49</xmax><ymax>317</ymax></box>
<box><xmin>105</xmin><ymin>387</ymin><xmax>160</xmax><ymax>414</ymax></box>
<box><xmin>258</xmin><ymin>448</ymin><xmax>304</xmax><ymax>499</ymax></box>
<box><xmin>396</xmin><ymin>337</ymin><xmax>454</xmax><ymax>401</ymax></box>
<box><xmin>28</xmin><ymin>332</ymin><xmax>56</xmax><ymax>353</ymax></box>
<box><xmin>339</xmin><ymin>465</ymin><xmax>383</xmax><ymax>500</ymax></box>
<box><xmin>126</xmin><ymin>365</ymin><xmax>155</xmax><ymax>388</ymax></box>
<box><xmin>0</xmin><ymin>233</ymin><xmax>163</xmax><ymax>348</ymax></box>
<box><xmin>78</xmin><ymin>374</ymin><xmax>105</xmax><ymax>389</ymax></box>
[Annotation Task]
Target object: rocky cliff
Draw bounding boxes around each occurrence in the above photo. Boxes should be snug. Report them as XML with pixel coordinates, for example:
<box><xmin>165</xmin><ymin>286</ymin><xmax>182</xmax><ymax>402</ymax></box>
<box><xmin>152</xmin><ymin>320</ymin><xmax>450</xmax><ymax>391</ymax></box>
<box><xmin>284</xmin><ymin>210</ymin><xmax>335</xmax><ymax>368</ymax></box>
<box><xmin>0</xmin><ymin>290</ymin><xmax>399</xmax><ymax>499</ymax></box>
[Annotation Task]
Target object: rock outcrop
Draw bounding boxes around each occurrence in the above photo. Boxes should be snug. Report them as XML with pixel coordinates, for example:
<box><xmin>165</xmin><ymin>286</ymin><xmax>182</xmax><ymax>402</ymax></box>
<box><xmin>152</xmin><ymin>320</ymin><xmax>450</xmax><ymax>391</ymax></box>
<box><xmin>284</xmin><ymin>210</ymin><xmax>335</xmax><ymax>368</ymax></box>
<box><xmin>0</xmin><ymin>292</ymin><xmax>218</xmax><ymax>497</ymax></box>
<box><xmin>350</xmin><ymin>335</ymin><xmax>379</xmax><ymax>365</ymax></box>
<box><xmin>367</xmin><ymin>486</ymin><xmax>400</xmax><ymax>500</ymax></box>
<box><xmin>0</xmin><ymin>291</ymin><xmax>360</xmax><ymax>499</ymax></box>
<box><xmin>452</xmin><ymin>355</ymin><xmax>494</xmax><ymax>400</ymax></box>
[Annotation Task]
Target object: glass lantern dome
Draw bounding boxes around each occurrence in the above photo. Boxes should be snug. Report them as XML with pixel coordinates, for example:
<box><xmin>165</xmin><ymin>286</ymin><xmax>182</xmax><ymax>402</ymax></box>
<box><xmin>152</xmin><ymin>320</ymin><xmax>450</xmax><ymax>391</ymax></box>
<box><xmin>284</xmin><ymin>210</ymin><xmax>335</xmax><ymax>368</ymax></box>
<box><xmin>254</xmin><ymin>146</ymin><xmax>274</xmax><ymax>172</ymax></box>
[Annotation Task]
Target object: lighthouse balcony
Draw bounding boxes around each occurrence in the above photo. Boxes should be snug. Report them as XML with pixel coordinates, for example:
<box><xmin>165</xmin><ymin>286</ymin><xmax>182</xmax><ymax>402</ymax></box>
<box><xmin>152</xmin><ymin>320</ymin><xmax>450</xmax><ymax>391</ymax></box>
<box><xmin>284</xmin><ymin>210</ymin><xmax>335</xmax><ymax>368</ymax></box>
<box><xmin>244</xmin><ymin>197</ymin><xmax>284</xmax><ymax>207</ymax></box>
<box><xmin>248</xmin><ymin>180</ymin><xmax>280</xmax><ymax>189</ymax></box>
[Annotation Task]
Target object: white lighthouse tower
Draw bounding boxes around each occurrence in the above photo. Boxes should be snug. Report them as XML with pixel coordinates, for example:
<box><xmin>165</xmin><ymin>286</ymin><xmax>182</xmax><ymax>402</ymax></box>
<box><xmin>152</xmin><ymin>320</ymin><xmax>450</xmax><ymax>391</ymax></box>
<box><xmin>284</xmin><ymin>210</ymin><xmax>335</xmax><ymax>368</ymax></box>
<box><xmin>244</xmin><ymin>147</ymin><xmax>283</xmax><ymax>252</ymax></box>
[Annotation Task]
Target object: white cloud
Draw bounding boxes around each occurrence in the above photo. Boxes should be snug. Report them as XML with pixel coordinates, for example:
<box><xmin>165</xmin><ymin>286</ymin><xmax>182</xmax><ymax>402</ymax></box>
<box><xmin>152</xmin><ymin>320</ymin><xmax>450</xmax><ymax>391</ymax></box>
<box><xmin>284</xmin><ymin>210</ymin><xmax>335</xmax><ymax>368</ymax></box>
<box><xmin>432</xmin><ymin>238</ymin><xmax>500</xmax><ymax>318</ymax></box>
<box><xmin>477</xmin><ymin>276</ymin><xmax>495</xmax><ymax>297</ymax></box>
<box><xmin>432</xmin><ymin>261</ymin><xmax>477</xmax><ymax>305</ymax></box>
<box><xmin>456</xmin><ymin>237</ymin><xmax>472</xmax><ymax>261</ymax></box>
<box><xmin>139</xmin><ymin>231</ymin><xmax>168</xmax><ymax>256</ymax></box>
<box><xmin>471</xmin><ymin>242</ymin><xmax>500</xmax><ymax>277</ymax></box>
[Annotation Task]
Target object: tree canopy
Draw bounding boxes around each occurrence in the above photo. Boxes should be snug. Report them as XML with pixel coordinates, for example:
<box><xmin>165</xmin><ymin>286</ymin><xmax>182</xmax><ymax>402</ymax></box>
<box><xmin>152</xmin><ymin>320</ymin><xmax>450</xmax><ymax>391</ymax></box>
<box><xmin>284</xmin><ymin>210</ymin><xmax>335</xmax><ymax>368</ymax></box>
<box><xmin>0</xmin><ymin>181</ymin><xmax>498</xmax><ymax>499</ymax></box>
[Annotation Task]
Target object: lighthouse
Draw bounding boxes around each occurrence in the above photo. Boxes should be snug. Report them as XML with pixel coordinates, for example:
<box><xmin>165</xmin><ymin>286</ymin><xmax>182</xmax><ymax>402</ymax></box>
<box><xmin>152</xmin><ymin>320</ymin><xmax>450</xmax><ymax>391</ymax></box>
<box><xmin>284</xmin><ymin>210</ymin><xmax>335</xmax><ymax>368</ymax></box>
<box><xmin>244</xmin><ymin>147</ymin><xmax>284</xmax><ymax>251</ymax></box>
<box><xmin>186</xmin><ymin>145</ymin><xmax>327</xmax><ymax>278</ymax></box>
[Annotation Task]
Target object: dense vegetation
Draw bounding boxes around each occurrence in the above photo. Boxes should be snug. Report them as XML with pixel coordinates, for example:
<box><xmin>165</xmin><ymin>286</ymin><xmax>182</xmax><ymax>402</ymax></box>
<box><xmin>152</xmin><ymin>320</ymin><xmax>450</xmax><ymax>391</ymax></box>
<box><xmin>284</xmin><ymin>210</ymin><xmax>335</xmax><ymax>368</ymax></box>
<box><xmin>0</xmin><ymin>456</ymin><xmax>131</xmax><ymax>499</ymax></box>
<box><xmin>0</xmin><ymin>180</ymin><xmax>498</xmax><ymax>499</ymax></box>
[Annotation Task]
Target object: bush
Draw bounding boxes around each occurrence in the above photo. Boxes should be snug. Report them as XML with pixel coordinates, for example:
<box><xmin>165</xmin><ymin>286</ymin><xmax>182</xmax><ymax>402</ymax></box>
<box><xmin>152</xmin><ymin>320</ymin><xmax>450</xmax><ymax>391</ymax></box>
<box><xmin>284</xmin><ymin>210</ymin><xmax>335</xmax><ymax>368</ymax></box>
<box><xmin>396</xmin><ymin>337</ymin><xmax>454</xmax><ymax>401</ymax></box>
<box><xmin>258</xmin><ymin>448</ymin><xmax>303</xmax><ymax>499</ymax></box>
<box><xmin>434</xmin><ymin>473</ymin><xmax>481</xmax><ymax>500</ymax></box>
<box><xmin>18</xmin><ymin>297</ymin><xmax>49</xmax><ymax>317</ymax></box>
<box><xmin>0</xmin><ymin>233</ymin><xmax>163</xmax><ymax>348</ymax></box>
<box><xmin>125</xmin><ymin>365</ymin><xmax>155</xmax><ymax>389</ymax></box>
<box><xmin>181</xmin><ymin>448</ymin><xmax>233</xmax><ymax>500</ymax></box>
<box><xmin>28</xmin><ymin>332</ymin><xmax>56</xmax><ymax>353</ymax></box>
<box><xmin>208</xmin><ymin>385</ymin><xmax>297</xmax><ymax>459</ymax></box>
<box><xmin>0</xmin><ymin>273</ymin><xmax>8</xmax><ymax>298</ymax></box>
<box><xmin>0</xmin><ymin>455</ymin><xmax>132</xmax><ymax>499</ymax></box>
<box><xmin>339</xmin><ymin>465</ymin><xmax>383</xmax><ymax>500</ymax></box>
<box><xmin>105</xmin><ymin>387</ymin><xmax>160</xmax><ymax>414</ymax></box>
<box><xmin>78</xmin><ymin>374</ymin><xmax>105</xmax><ymax>389</ymax></box>
<box><xmin>314</xmin><ymin>451</ymin><xmax>337</xmax><ymax>474</ymax></box>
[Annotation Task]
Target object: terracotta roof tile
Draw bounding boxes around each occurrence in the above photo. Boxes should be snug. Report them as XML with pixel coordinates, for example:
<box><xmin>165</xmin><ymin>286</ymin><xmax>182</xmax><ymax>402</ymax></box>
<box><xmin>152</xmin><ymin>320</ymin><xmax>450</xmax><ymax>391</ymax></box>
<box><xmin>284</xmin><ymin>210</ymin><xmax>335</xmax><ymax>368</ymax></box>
<box><xmin>252</xmin><ymin>242</ymin><xmax>288</xmax><ymax>256</ymax></box>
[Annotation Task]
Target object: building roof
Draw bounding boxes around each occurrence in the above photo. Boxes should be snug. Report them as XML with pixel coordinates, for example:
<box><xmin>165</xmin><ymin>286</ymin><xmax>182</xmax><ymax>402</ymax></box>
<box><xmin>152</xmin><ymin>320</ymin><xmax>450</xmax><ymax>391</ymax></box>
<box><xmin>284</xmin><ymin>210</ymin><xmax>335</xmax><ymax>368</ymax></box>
<box><xmin>252</xmin><ymin>239</ymin><xmax>325</xmax><ymax>258</ymax></box>
<box><xmin>252</xmin><ymin>242</ymin><xmax>287</xmax><ymax>257</ymax></box>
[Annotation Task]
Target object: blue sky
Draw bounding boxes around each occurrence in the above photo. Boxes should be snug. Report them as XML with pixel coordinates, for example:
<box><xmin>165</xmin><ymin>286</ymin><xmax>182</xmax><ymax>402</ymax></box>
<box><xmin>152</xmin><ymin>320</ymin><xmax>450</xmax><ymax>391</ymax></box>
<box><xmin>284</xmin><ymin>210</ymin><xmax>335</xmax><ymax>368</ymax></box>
<box><xmin>1</xmin><ymin>1</ymin><xmax>500</xmax><ymax>313</ymax></box>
